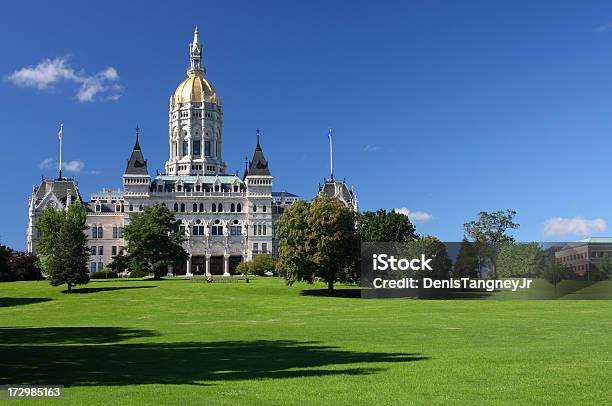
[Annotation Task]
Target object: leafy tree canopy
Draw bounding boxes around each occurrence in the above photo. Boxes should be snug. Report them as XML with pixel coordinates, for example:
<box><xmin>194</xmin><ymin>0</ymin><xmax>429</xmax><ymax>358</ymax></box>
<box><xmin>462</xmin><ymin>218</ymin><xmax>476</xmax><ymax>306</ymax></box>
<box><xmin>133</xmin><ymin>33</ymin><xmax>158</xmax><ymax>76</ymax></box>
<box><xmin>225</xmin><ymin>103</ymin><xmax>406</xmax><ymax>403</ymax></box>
<box><xmin>122</xmin><ymin>203</ymin><xmax>188</xmax><ymax>279</ymax></box>
<box><xmin>276</xmin><ymin>196</ymin><xmax>359</xmax><ymax>293</ymax></box>
<box><xmin>496</xmin><ymin>243</ymin><xmax>543</xmax><ymax>278</ymax></box>
<box><xmin>406</xmin><ymin>236</ymin><xmax>452</xmax><ymax>279</ymax></box>
<box><xmin>238</xmin><ymin>254</ymin><xmax>276</xmax><ymax>276</ymax></box>
<box><xmin>357</xmin><ymin>209</ymin><xmax>417</xmax><ymax>242</ymax></box>
<box><xmin>36</xmin><ymin>202</ymin><xmax>90</xmax><ymax>292</ymax></box>
<box><xmin>453</xmin><ymin>238</ymin><xmax>479</xmax><ymax>278</ymax></box>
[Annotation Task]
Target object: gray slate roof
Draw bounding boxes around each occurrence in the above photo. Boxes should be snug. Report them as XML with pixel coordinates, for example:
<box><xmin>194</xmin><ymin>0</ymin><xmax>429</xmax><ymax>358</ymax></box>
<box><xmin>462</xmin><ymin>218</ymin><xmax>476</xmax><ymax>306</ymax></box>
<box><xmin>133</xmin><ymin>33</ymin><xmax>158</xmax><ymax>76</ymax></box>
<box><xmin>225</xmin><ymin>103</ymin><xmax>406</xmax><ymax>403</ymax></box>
<box><xmin>33</xmin><ymin>178</ymin><xmax>82</xmax><ymax>206</ymax></box>
<box><xmin>247</xmin><ymin>139</ymin><xmax>271</xmax><ymax>177</ymax></box>
<box><xmin>125</xmin><ymin>134</ymin><xmax>148</xmax><ymax>175</ymax></box>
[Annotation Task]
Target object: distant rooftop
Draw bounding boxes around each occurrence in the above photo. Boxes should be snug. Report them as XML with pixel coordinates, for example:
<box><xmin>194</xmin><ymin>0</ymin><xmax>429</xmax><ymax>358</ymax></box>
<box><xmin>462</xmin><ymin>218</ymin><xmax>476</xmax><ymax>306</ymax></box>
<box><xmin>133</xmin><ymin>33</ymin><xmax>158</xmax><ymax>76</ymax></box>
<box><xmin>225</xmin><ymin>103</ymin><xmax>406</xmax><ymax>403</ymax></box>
<box><xmin>577</xmin><ymin>237</ymin><xmax>612</xmax><ymax>244</ymax></box>
<box><xmin>155</xmin><ymin>174</ymin><xmax>241</xmax><ymax>183</ymax></box>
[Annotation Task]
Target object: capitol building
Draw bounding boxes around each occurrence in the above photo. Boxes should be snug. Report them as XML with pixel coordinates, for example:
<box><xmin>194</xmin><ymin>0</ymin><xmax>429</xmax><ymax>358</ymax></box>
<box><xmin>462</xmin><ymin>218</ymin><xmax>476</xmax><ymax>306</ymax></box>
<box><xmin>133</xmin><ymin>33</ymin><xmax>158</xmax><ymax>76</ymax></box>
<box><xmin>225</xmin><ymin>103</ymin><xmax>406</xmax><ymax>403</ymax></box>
<box><xmin>27</xmin><ymin>28</ymin><xmax>357</xmax><ymax>276</ymax></box>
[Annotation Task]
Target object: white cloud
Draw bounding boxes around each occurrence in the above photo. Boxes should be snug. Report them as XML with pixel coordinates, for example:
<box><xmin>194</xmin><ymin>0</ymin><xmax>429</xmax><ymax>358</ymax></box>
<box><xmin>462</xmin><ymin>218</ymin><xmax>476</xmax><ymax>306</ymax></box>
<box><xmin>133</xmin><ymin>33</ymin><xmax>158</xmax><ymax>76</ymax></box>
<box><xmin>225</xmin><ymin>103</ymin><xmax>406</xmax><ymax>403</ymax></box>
<box><xmin>364</xmin><ymin>144</ymin><xmax>382</xmax><ymax>152</ymax></box>
<box><xmin>62</xmin><ymin>160</ymin><xmax>85</xmax><ymax>173</ymax></box>
<box><xmin>37</xmin><ymin>158</ymin><xmax>99</xmax><ymax>175</ymax></box>
<box><xmin>38</xmin><ymin>157</ymin><xmax>56</xmax><ymax>170</ymax></box>
<box><xmin>394</xmin><ymin>207</ymin><xmax>434</xmax><ymax>223</ymax></box>
<box><xmin>6</xmin><ymin>56</ymin><xmax>122</xmax><ymax>102</ymax></box>
<box><xmin>543</xmin><ymin>217</ymin><xmax>607</xmax><ymax>238</ymax></box>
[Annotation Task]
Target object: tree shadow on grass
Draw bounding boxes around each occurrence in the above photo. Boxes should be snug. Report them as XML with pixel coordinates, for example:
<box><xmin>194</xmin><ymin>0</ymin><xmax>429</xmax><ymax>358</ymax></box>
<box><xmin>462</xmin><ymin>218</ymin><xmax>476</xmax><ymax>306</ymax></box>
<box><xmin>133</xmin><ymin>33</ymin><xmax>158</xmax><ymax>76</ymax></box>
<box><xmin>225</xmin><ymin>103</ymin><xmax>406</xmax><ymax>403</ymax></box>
<box><xmin>0</xmin><ymin>327</ymin><xmax>428</xmax><ymax>387</ymax></box>
<box><xmin>0</xmin><ymin>297</ymin><xmax>52</xmax><ymax>307</ymax></box>
<box><xmin>300</xmin><ymin>289</ymin><xmax>362</xmax><ymax>298</ymax></box>
<box><xmin>0</xmin><ymin>327</ymin><xmax>159</xmax><ymax>344</ymax></box>
<box><xmin>62</xmin><ymin>286</ymin><xmax>156</xmax><ymax>294</ymax></box>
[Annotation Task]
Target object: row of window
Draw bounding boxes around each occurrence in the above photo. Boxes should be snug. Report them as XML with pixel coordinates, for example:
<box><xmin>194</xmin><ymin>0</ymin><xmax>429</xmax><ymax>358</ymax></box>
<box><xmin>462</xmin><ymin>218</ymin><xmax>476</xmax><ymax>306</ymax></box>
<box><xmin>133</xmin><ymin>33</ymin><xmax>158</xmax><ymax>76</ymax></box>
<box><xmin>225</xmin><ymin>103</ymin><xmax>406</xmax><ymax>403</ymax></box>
<box><xmin>559</xmin><ymin>251</ymin><xmax>611</xmax><ymax>263</ymax></box>
<box><xmin>173</xmin><ymin>202</ymin><xmax>243</xmax><ymax>213</ymax></box>
<box><xmin>125</xmin><ymin>178</ymin><xmax>148</xmax><ymax>184</ymax></box>
<box><xmin>250</xmin><ymin>179</ymin><xmax>271</xmax><ymax>185</ymax></box>
<box><xmin>90</xmin><ymin>245</ymin><xmax>124</xmax><ymax>256</ymax></box>
<box><xmin>90</xmin><ymin>225</ymin><xmax>124</xmax><ymax>239</ymax></box>
<box><xmin>189</xmin><ymin>219</ymin><xmax>243</xmax><ymax>236</ymax></box>
<box><xmin>174</xmin><ymin>110</ymin><xmax>216</xmax><ymax>119</ymax></box>
<box><xmin>252</xmin><ymin>243</ymin><xmax>268</xmax><ymax>254</ymax></box>
<box><xmin>157</xmin><ymin>184</ymin><xmax>241</xmax><ymax>193</ymax></box>
<box><xmin>253</xmin><ymin>224</ymin><xmax>267</xmax><ymax>236</ymax></box>
<box><xmin>175</xmin><ymin>140</ymin><xmax>213</xmax><ymax>158</ymax></box>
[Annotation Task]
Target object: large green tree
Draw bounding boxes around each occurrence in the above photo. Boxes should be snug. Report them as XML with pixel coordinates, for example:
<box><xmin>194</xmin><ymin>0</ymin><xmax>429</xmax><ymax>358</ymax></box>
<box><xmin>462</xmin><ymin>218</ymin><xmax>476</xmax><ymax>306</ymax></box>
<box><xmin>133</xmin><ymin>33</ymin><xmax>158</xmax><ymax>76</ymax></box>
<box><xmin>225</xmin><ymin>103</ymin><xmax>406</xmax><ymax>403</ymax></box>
<box><xmin>406</xmin><ymin>236</ymin><xmax>452</xmax><ymax>279</ymax></box>
<box><xmin>276</xmin><ymin>196</ymin><xmax>359</xmax><ymax>293</ymax></box>
<box><xmin>36</xmin><ymin>202</ymin><xmax>90</xmax><ymax>292</ymax></box>
<box><xmin>357</xmin><ymin>209</ymin><xmax>417</xmax><ymax>242</ymax></box>
<box><xmin>542</xmin><ymin>263</ymin><xmax>571</xmax><ymax>287</ymax></box>
<box><xmin>463</xmin><ymin>209</ymin><xmax>519</xmax><ymax>278</ymax></box>
<box><xmin>453</xmin><ymin>238</ymin><xmax>479</xmax><ymax>278</ymax></box>
<box><xmin>121</xmin><ymin>203</ymin><xmax>188</xmax><ymax>279</ymax></box>
<box><xmin>496</xmin><ymin>243</ymin><xmax>543</xmax><ymax>278</ymax></box>
<box><xmin>276</xmin><ymin>200</ymin><xmax>316</xmax><ymax>283</ymax></box>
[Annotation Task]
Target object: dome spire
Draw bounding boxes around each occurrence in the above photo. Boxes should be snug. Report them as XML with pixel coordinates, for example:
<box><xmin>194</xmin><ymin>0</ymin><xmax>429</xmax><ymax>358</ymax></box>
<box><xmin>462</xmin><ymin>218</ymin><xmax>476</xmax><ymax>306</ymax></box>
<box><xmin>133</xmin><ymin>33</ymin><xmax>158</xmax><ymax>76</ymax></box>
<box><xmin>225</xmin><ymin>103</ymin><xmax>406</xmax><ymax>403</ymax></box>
<box><xmin>192</xmin><ymin>27</ymin><xmax>200</xmax><ymax>51</ymax></box>
<box><xmin>188</xmin><ymin>26</ymin><xmax>205</xmax><ymax>76</ymax></box>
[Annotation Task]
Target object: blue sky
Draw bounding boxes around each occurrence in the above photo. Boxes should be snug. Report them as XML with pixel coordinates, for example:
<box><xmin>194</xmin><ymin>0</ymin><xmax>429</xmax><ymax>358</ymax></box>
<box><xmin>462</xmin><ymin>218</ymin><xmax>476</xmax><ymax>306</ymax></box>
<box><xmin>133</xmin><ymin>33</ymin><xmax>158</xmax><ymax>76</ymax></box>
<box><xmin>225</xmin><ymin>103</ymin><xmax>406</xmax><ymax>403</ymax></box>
<box><xmin>3</xmin><ymin>0</ymin><xmax>612</xmax><ymax>250</ymax></box>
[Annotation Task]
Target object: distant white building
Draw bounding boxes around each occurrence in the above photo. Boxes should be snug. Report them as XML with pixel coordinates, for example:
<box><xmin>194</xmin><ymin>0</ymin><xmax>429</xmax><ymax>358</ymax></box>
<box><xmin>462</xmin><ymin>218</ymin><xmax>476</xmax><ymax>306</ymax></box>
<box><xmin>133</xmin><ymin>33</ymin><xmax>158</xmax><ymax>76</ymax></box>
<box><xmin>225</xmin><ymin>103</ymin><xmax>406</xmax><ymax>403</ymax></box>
<box><xmin>27</xmin><ymin>28</ymin><xmax>299</xmax><ymax>276</ymax></box>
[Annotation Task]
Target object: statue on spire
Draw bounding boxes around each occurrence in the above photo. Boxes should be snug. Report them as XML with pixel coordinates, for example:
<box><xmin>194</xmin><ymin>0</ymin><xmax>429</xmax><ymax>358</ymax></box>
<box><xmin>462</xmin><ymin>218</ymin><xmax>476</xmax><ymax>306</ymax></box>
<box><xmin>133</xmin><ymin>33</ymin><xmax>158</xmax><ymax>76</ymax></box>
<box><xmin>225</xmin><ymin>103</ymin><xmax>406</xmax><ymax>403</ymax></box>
<box><xmin>188</xmin><ymin>27</ymin><xmax>205</xmax><ymax>76</ymax></box>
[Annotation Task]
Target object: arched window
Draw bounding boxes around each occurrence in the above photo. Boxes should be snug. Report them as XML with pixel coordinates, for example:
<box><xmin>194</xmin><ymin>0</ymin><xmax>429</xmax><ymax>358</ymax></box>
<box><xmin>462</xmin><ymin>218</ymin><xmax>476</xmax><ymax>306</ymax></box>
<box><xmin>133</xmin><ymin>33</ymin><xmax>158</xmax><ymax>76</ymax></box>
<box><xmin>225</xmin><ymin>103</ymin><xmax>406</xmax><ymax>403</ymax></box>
<box><xmin>98</xmin><ymin>226</ymin><xmax>103</xmax><ymax>238</ymax></box>
<box><xmin>139</xmin><ymin>205</ymin><xmax>143</xmax><ymax>211</ymax></box>
<box><xmin>174</xmin><ymin>203</ymin><xmax>179</xmax><ymax>212</ymax></box>
<box><xmin>212</xmin><ymin>203</ymin><xmax>216</xmax><ymax>212</ymax></box>
<box><xmin>230</xmin><ymin>203</ymin><xmax>235</xmax><ymax>212</ymax></box>
<box><xmin>199</xmin><ymin>203</ymin><xmax>204</xmax><ymax>212</ymax></box>
<box><xmin>263</xmin><ymin>224</ymin><xmax>267</xmax><ymax>235</ymax></box>
<box><xmin>253</xmin><ymin>205</ymin><xmax>257</xmax><ymax>212</ymax></box>
<box><xmin>180</xmin><ymin>203</ymin><xmax>185</xmax><ymax>212</ymax></box>
<box><xmin>218</xmin><ymin>203</ymin><xmax>223</xmax><ymax>212</ymax></box>
<box><xmin>258</xmin><ymin>224</ymin><xmax>262</xmax><ymax>235</ymax></box>
<box><xmin>129</xmin><ymin>204</ymin><xmax>134</xmax><ymax>212</ymax></box>
<box><xmin>262</xmin><ymin>205</ymin><xmax>267</xmax><ymax>212</ymax></box>
<box><xmin>193</xmin><ymin>203</ymin><xmax>198</xmax><ymax>212</ymax></box>
<box><xmin>237</xmin><ymin>203</ymin><xmax>242</xmax><ymax>212</ymax></box>
<box><xmin>211</xmin><ymin>219</ymin><xmax>223</xmax><ymax>236</ymax></box>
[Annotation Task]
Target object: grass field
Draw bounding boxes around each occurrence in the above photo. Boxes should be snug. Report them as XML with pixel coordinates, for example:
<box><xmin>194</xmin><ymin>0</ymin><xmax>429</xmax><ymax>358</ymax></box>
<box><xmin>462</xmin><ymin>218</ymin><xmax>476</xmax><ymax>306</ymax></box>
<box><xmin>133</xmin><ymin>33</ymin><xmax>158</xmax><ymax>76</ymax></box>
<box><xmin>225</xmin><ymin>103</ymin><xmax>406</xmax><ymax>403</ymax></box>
<box><xmin>0</xmin><ymin>278</ymin><xmax>611</xmax><ymax>405</ymax></box>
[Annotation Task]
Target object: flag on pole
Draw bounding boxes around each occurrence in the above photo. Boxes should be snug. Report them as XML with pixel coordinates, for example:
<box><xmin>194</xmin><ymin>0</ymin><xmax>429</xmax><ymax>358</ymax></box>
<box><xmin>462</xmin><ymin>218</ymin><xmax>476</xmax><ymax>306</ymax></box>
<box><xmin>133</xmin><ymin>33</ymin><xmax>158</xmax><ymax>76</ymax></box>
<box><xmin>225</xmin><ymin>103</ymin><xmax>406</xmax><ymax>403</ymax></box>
<box><xmin>58</xmin><ymin>124</ymin><xmax>63</xmax><ymax>140</ymax></box>
<box><xmin>327</xmin><ymin>128</ymin><xmax>333</xmax><ymax>180</ymax></box>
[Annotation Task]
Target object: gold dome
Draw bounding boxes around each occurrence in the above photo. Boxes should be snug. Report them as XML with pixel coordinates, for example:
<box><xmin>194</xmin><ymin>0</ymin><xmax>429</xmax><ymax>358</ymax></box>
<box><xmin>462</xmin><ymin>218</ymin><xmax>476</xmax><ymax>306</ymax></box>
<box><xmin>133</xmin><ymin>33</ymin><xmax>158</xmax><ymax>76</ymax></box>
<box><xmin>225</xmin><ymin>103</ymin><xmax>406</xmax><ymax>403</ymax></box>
<box><xmin>172</xmin><ymin>74</ymin><xmax>219</xmax><ymax>106</ymax></box>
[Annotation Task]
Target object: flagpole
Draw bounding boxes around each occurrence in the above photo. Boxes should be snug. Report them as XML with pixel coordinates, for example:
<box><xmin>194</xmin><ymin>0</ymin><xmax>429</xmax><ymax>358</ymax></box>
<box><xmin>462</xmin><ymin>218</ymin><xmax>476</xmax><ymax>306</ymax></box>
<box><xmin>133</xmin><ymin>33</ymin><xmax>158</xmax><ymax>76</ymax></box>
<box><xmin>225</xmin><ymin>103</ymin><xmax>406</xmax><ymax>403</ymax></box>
<box><xmin>328</xmin><ymin>128</ymin><xmax>333</xmax><ymax>181</ymax></box>
<box><xmin>58</xmin><ymin>124</ymin><xmax>63</xmax><ymax>179</ymax></box>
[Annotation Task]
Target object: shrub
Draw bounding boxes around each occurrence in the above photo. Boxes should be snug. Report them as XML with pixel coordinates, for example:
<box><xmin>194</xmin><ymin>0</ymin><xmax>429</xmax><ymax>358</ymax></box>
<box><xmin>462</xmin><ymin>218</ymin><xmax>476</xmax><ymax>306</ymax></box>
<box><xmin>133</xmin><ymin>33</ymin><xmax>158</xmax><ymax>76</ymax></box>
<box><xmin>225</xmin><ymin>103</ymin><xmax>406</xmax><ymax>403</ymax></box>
<box><xmin>90</xmin><ymin>270</ymin><xmax>118</xmax><ymax>279</ymax></box>
<box><xmin>235</xmin><ymin>262</ymin><xmax>250</xmax><ymax>275</ymax></box>
<box><xmin>128</xmin><ymin>269</ymin><xmax>150</xmax><ymax>278</ymax></box>
<box><xmin>248</xmin><ymin>254</ymin><xmax>276</xmax><ymax>276</ymax></box>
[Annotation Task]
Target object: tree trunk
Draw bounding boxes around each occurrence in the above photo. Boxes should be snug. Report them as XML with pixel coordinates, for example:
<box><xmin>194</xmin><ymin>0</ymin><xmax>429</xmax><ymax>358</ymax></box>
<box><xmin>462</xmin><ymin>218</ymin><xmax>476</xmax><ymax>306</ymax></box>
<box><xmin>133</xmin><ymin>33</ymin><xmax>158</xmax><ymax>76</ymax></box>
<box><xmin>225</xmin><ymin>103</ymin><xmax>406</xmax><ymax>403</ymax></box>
<box><xmin>327</xmin><ymin>280</ymin><xmax>334</xmax><ymax>296</ymax></box>
<box><xmin>67</xmin><ymin>282</ymin><xmax>72</xmax><ymax>292</ymax></box>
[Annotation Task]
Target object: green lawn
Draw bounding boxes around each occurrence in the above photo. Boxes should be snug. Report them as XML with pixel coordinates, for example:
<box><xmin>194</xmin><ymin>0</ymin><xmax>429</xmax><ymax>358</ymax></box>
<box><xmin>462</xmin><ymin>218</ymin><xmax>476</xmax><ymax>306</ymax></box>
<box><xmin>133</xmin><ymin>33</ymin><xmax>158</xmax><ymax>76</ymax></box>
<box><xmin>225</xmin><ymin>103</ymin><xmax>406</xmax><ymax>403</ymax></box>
<box><xmin>0</xmin><ymin>278</ymin><xmax>610</xmax><ymax>405</ymax></box>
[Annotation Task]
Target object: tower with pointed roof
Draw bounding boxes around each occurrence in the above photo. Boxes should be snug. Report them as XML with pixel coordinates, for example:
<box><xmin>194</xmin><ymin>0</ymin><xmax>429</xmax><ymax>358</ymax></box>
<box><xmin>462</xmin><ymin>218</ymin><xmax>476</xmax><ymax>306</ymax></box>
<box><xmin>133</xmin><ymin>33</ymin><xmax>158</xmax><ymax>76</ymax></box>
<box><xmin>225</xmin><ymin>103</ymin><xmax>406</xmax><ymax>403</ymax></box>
<box><xmin>123</xmin><ymin>126</ymin><xmax>150</xmax><ymax>199</ymax></box>
<box><xmin>166</xmin><ymin>27</ymin><xmax>226</xmax><ymax>177</ymax></box>
<box><xmin>244</xmin><ymin>129</ymin><xmax>273</xmax><ymax>259</ymax></box>
<box><xmin>28</xmin><ymin>27</ymin><xmax>300</xmax><ymax>275</ymax></box>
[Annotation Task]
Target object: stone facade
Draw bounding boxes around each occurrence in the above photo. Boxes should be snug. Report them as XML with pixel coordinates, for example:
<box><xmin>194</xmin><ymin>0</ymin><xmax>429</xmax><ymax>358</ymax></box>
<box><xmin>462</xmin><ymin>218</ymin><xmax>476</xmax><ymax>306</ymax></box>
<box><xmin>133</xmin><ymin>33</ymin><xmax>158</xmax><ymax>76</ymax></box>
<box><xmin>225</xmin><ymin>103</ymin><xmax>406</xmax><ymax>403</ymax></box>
<box><xmin>27</xmin><ymin>28</ymin><xmax>298</xmax><ymax>276</ymax></box>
